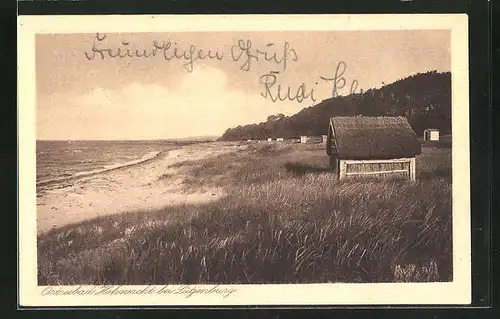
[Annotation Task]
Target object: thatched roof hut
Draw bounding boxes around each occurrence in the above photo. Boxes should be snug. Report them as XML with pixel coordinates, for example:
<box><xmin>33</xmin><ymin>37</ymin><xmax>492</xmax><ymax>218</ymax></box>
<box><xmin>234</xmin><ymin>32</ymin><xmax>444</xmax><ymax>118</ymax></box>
<box><xmin>326</xmin><ymin>116</ymin><xmax>421</xmax><ymax>180</ymax></box>
<box><xmin>327</xmin><ymin>116</ymin><xmax>422</xmax><ymax>159</ymax></box>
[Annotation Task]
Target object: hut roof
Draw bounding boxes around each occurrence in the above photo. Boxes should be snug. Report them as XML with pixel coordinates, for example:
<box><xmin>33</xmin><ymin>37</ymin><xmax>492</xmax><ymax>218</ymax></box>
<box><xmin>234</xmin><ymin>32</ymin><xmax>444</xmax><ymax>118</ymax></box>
<box><xmin>329</xmin><ymin>116</ymin><xmax>422</xmax><ymax>159</ymax></box>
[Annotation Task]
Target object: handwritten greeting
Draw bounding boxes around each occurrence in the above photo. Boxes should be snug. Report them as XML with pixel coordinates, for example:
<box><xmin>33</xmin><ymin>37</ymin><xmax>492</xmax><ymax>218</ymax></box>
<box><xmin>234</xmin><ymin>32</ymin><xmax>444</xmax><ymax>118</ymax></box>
<box><xmin>41</xmin><ymin>285</ymin><xmax>238</xmax><ymax>299</ymax></box>
<box><xmin>84</xmin><ymin>33</ymin><xmax>361</xmax><ymax>103</ymax></box>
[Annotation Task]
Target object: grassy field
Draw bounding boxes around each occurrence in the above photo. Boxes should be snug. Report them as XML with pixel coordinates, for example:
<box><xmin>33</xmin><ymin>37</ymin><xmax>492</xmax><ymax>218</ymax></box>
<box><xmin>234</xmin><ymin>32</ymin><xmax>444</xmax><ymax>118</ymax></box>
<box><xmin>38</xmin><ymin>142</ymin><xmax>452</xmax><ymax>285</ymax></box>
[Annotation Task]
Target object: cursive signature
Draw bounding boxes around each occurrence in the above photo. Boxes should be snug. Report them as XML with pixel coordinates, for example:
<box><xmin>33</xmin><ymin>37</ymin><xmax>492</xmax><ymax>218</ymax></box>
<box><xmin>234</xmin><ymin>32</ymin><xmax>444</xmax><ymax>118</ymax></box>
<box><xmin>84</xmin><ymin>34</ymin><xmax>361</xmax><ymax>104</ymax></box>
<box><xmin>260</xmin><ymin>71</ymin><xmax>317</xmax><ymax>103</ymax></box>
<box><xmin>84</xmin><ymin>33</ymin><xmax>299</xmax><ymax>74</ymax></box>
<box><xmin>259</xmin><ymin>61</ymin><xmax>361</xmax><ymax>103</ymax></box>
<box><xmin>231</xmin><ymin>39</ymin><xmax>299</xmax><ymax>72</ymax></box>
<box><xmin>84</xmin><ymin>33</ymin><xmax>224</xmax><ymax>73</ymax></box>
<box><xmin>320</xmin><ymin>61</ymin><xmax>359</xmax><ymax>98</ymax></box>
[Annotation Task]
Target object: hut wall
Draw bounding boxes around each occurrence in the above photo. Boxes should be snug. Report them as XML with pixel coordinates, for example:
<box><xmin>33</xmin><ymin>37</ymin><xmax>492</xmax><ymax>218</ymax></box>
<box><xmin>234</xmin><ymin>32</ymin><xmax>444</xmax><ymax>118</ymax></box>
<box><xmin>338</xmin><ymin>158</ymin><xmax>416</xmax><ymax>181</ymax></box>
<box><xmin>424</xmin><ymin>130</ymin><xmax>430</xmax><ymax>141</ymax></box>
<box><xmin>424</xmin><ymin>129</ymin><xmax>440</xmax><ymax>141</ymax></box>
<box><xmin>301</xmin><ymin>136</ymin><xmax>323</xmax><ymax>143</ymax></box>
<box><xmin>326</xmin><ymin>141</ymin><xmax>337</xmax><ymax>155</ymax></box>
<box><xmin>310</xmin><ymin>136</ymin><xmax>323</xmax><ymax>143</ymax></box>
<box><xmin>430</xmin><ymin>131</ymin><xmax>439</xmax><ymax>141</ymax></box>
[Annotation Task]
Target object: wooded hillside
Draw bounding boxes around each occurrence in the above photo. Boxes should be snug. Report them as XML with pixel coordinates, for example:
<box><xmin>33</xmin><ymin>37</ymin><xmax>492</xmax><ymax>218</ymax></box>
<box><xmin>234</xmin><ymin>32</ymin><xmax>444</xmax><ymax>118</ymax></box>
<box><xmin>219</xmin><ymin>71</ymin><xmax>451</xmax><ymax>141</ymax></box>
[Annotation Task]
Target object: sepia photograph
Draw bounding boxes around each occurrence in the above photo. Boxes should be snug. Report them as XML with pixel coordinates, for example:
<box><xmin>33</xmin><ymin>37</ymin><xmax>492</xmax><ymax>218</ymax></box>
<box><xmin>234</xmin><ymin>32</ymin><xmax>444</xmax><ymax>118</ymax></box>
<box><xmin>18</xmin><ymin>14</ymin><xmax>471</xmax><ymax>306</ymax></box>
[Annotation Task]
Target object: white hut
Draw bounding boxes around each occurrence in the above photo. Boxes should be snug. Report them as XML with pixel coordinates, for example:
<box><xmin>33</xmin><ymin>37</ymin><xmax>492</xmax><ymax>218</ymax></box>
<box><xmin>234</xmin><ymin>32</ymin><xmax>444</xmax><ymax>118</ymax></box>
<box><xmin>423</xmin><ymin>129</ymin><xmax>440</xmax><ymax>141</ymax></box>
<box><xmin>321</xmin><ymin>135</ymin><xmax>328</xmax><ymax>144</ymax></box>
<box><xmin>267</xmin><ymin>138</ymin><xmax>273</xmax><ymax>142</ymax></box>
<box><xmin>300</xmin><ymin>136</ymin><xmax>309</xmax><ymax>143</ymax></box>
<box><xmin>276</xmin><ymin>137</ymin><xmax>284</xmax><ymax>142</ymax></box>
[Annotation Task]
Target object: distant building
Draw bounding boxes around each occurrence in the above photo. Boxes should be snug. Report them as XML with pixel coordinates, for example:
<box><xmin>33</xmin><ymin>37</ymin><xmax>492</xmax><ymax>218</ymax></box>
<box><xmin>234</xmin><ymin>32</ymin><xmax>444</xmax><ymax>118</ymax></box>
<box><xmin>423</xmin><ymin>129</ymin><xmax>440</xmax><ymax>141</ymax></box>
<box><xmin>267</xmin><ymin>138</ymin><xmax>273</xmax><ymax>142</ymax></box>
<box><xmin>326</xmin><ymin>116</ymin><xmax>422</xmax><ymax>181</ymax></box>
<box><xmin>276</xmin><ymin>137</ymin><xmax>284</xmax><ymax>142</ymax></box>
<box><xmin>300</xmin><ymin>135</ymin><xmax>324</xmax><ymax>144</ymax></box>
<box><xmin>321</xmin><ymin>135</ymin><xmax>328</xmax><ymax>144</ymax></box>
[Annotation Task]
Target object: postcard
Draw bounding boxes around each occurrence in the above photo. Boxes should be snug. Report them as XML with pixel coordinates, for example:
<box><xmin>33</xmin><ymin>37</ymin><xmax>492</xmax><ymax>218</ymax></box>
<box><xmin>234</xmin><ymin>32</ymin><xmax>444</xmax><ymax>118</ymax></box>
<box><xmin>18</xmin><ymin>14</ymin><xmax>471</xmax><ymax>306</ymax></box>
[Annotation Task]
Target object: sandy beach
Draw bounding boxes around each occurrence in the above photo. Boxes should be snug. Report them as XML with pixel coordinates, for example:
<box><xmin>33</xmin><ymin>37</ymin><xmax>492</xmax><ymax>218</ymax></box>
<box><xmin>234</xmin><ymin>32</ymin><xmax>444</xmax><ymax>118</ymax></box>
<box><xmin>36</xmin><ymin>142</ymin><xmax>243</xmax><ymax>235</ymax></box>
<box><xmin>36</xmin><ymin>141</ymin><xmax>453</xmax><ymax>285</ymax></box>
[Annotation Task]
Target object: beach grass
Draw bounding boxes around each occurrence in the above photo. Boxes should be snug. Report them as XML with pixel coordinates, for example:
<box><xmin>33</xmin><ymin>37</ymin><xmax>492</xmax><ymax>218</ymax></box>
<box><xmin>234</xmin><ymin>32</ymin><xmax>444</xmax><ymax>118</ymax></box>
<box><xmin>38</xmin><ymin>142</ymin><xmax>452</xmax><ymax>285</ymax></box>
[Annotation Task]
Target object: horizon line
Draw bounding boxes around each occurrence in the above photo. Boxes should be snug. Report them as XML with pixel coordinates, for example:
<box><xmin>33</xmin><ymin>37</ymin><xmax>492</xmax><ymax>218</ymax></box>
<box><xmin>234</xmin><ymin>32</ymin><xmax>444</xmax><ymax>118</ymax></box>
<box><xmin>36</xmin><ymin>136</ymin><xmax>221</xmax><ymax>141</ymax></box>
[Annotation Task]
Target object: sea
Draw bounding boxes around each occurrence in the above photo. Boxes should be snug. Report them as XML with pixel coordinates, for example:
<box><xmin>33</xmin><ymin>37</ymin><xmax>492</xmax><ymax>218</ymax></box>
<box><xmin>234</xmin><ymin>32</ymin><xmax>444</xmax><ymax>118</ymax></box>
<box><xmin>36</xmin><ymin>140</ymin><xmax>190</xmax><ymax>190</ymax></box>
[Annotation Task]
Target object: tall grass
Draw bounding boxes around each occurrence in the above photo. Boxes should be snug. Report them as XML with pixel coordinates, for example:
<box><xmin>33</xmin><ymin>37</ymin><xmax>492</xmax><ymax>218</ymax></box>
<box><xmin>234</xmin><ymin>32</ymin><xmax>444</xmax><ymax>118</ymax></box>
<box><xmin>38</xmin><ymin>143</ymin><xmax>452</xmax><ymax>285</ymax></box>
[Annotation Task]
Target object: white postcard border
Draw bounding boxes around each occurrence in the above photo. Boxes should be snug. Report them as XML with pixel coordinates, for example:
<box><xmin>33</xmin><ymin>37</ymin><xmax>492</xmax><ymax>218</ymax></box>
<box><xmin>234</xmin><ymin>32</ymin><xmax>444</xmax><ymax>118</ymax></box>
<box><xmin>18</xmin><ymin>14</ymin><xmax>471</xmax><ymax>306</ymax></box>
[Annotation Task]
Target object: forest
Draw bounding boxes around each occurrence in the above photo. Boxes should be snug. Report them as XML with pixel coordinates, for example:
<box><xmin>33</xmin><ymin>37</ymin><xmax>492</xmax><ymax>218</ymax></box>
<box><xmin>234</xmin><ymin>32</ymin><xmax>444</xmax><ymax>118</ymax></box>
<box><xmin>219</xmin><ymin>71</ymin><xmax>452</xmax><ymax>141</ymax></box>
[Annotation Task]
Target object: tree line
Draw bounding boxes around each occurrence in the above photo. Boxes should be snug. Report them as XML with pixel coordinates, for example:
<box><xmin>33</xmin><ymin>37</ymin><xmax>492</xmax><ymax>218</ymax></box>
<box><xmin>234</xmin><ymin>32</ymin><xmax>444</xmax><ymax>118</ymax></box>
<box><xmin>219</xmin><ymin>71</ymin><xmax>451</xmax><ymax>141</ymax></box>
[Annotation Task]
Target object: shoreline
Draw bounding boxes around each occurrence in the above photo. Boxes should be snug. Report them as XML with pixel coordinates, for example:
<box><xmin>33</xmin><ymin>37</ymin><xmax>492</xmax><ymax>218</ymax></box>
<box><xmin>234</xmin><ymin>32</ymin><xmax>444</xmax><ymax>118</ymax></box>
<box><xmin>36</xmin><ymin>150</ymin><xmax>165</xmax><ymax>188</ymax></box>
<box><xmin>36</xmin><ymin>142</ymin><xmax>241</xmax><ymax>235</ymax></box>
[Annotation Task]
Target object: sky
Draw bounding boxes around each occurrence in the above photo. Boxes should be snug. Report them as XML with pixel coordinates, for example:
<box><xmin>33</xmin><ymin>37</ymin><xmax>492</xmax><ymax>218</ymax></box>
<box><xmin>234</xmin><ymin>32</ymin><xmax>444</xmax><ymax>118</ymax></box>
<box><xmin>36</xmin><ymin>30</ymin><xmax>450</xmax><ymax>140</ymax></box>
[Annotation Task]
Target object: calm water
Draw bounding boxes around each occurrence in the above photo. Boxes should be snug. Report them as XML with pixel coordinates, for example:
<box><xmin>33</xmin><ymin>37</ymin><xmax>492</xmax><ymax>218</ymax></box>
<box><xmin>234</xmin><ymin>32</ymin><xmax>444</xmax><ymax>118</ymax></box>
<box><xmin>36</xmin><ymin>140</ymin><xmax>184</xmax><ymax>185</ymax></box>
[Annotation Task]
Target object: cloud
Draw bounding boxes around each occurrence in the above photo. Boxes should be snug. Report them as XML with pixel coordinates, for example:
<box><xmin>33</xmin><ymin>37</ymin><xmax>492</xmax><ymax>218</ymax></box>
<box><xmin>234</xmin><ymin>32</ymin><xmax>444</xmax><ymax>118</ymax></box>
<box><xmin>37</xmin><ymin>66</ymin><xmax>307</xmax><ymax>140</ymax></box>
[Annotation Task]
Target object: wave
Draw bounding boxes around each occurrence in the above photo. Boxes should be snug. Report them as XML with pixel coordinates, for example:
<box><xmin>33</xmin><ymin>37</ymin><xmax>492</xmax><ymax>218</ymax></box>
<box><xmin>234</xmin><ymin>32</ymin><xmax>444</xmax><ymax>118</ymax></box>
<box><xmin>36</xmin><ymin>151</ymin><xmax>162</xmax><ymax>187</ymax></box>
